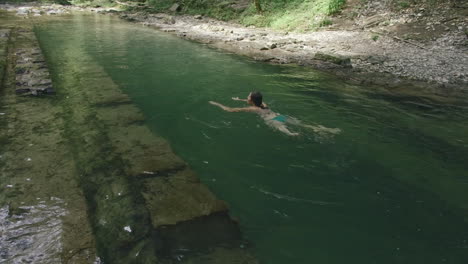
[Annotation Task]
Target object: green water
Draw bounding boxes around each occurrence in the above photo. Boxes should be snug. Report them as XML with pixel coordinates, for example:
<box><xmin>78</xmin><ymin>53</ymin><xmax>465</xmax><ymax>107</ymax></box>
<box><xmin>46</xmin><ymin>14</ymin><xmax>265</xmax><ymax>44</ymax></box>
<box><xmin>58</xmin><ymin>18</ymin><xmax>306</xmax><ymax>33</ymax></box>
<box><xmin>34</xmin><ymin>14</ymin><xmax>468</xmax><ymax>263</ymax></box>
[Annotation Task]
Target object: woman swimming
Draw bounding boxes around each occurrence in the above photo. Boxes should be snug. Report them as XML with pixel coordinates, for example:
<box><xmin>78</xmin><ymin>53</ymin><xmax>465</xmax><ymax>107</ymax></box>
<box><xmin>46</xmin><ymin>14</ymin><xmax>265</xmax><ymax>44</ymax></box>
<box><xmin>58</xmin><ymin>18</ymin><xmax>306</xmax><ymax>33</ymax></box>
<box><xmin>209</xmin><ymin>91</ymin><xmax>300</xmax><ymax>136</ymax></box>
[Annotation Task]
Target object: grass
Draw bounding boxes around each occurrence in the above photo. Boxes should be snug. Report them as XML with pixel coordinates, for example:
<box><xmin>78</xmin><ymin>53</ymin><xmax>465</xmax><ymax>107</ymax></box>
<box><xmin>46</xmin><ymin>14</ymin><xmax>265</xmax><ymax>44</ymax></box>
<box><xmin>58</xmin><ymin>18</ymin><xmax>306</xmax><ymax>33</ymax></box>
<box><xmin>146</xmin><ymin>0</ymin><xmax>347</xmax><ymax>32</ymax></box>
<box><xmin>320</xmin><ymin>19</ymin><xmax>333</xmax><ymax>27</ymax></box>
<box><xmin>240</xmin><ymin>0</ymin><xmax>346</xmax><ymax>31</ymax></box>
<box><xmin>146</xmin><ymin>0</ymin><xmax>240</xmax><ymax>20</ymax></box>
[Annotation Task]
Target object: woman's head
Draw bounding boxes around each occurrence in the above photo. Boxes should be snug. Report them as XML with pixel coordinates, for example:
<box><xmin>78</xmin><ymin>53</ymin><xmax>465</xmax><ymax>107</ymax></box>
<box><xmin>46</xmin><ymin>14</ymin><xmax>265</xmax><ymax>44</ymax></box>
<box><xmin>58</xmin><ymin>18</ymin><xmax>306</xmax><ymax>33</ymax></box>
<box><xmin>248</xmin><ymin>91</ymin><xmax>263</xmax><ymax>107</ymax></box>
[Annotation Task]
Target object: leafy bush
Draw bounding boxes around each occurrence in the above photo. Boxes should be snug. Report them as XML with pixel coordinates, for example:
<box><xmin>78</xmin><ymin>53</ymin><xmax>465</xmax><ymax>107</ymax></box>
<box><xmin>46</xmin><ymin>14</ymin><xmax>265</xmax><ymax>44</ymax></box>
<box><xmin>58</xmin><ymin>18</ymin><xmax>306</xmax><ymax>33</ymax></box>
<box><xmin>320</xmin><ymin>19</ymin><xmax>332</xmax><ymax>27</ymax></box>
<box><xmin>328</xmin><ymin>0</ymin><xmax>345</xmax><ymax>15</ymax></box>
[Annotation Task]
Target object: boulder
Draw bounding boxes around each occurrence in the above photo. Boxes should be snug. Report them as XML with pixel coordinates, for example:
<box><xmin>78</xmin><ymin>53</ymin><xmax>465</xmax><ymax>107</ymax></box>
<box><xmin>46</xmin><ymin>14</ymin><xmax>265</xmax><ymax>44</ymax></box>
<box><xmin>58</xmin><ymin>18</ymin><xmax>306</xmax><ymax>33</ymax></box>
<box><xmin>314</xmin><ymin>52</ymin><xmax>352</xmax><ymax>67</ymax></box>
<box><xmin>169</xmin><ymin>3</ymin><xmax>181</xmax><ymax>12</ymax></box>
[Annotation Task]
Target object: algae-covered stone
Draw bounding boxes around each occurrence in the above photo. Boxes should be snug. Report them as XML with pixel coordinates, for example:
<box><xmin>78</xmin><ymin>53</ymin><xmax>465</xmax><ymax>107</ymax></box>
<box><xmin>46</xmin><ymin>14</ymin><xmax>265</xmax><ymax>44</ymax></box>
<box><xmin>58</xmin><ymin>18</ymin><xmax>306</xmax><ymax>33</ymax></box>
<box><xmin>314</xmin><ymin>52</ymin><xmax>352</xmax><ymax>67</ymax></box>
<box><xmin>93</xmin><ymin>93</ymin><xmax>133</xmax><ymax>107</ymax></box>
<box><xmin>96</xmin><ymin>104</ymin><xmax>146</xmax><ymax>126</ymax></box>
<box><xmin>142</xmin><ymin>168</ymin><xmax>228</xmax><ymax>227</ymax></box>
<box><xmin>154</xmin><ymin>212</ymin><xmax>258</xmax><ymax>264</ymax></box>
<box><xmin>0</xmin><ymin>27</ymin><xmax>96</xmax><ymax>263</ymax></box>
<box><xmin>107</xmin><ymin>123</ymin><xmax>187</xmax><ymax>176</ymax></box>
<box><xmin>93</xmin><ymin>183</ymin><xmax>150</xmax><ymax>246</ymax></box>
<box><xmin>179</xmin><ymin>247</ymin><xmax>258</xmax><ymax>264</ymax></box>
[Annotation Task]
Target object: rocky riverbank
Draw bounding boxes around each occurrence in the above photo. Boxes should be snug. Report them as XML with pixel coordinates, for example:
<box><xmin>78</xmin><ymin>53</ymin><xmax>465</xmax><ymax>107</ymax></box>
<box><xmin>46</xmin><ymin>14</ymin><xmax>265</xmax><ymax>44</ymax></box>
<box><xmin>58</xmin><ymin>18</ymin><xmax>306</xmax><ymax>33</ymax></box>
<box><xmin>117</xmin><ymin>10</ymin><xmax>467</xmax><ymax>98</ymax></box>
<box><xmin>1</xmin><ymin>2</ymin><xmax>467</xmax><ymax>100</ymax></box>
<box><xmin>0</xmin><ymin>2</ymin><xmax>120</xmax><ymax>15</ymax></box>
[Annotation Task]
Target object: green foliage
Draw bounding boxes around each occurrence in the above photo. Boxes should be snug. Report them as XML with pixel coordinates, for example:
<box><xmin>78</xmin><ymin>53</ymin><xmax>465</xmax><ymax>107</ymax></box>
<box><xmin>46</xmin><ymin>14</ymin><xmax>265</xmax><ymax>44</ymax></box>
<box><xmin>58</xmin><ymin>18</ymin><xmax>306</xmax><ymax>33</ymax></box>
<box><xmin>328</xmin><ymin>0</ymin><xmax>345</xmax><ymax>15</ymax></box>
<box><xmin>146</xmin><ymin>0</ymin><xmax>173</xmax><ymax>12</ymax></box>
<box><xmin>0</xmin><ymin>0</ymin><xmax>71</xmax><ymax>4</ymax></box>
<box><xmin>320</xmin><ymin>19</ymin><xmax>332</xmax><ymax>27</ymax></box>
<box><xmin>144</xmin><ymin>0</ymin><xmax>347</xmax><ymax>32</ymax></box>
<box><xmin>146</xmin><ymin>0</ymin><xmax>240</xmax><ymax>20</ymax></box>
<box><xmin>397</xmin><ymin>1</ymin><xmax>410</xmax><ymax>9</ymax></box>
<box><xmin>239</xmin><ymin>0</ymin><xmax>347</xmax><ymax>31</ymax></box>
<box><xmin>371</xmin><ymin>34</ymin><xmax>379</xmax><ymax>41</ymax></box>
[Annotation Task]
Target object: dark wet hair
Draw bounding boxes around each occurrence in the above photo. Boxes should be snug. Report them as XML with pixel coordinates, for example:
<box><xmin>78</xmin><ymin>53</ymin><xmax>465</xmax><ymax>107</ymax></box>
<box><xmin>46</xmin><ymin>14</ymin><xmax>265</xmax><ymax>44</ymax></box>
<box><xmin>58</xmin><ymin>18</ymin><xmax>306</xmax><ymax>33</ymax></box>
<box><xmin>250</xmin><ymin>91</ymin><xmax>264</xmax><ymax>108</ymax></box>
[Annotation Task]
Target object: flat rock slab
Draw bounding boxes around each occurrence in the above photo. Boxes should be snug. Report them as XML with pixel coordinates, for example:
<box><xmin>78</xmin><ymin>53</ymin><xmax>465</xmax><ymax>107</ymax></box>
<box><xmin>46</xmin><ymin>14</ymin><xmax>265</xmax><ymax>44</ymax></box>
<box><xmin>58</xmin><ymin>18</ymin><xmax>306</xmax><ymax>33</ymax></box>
<box><xmin>142</xmin><ymin>168</ymin><xmax>228</xmax><ymax>227</ymax></box>
<box><xmin>0</xmin><ymin>29</ymin><xmax>10</xmax><ymax>85</ymax></box>
<box><xmin>156</xmin><ymin>212</ymin><xmax>258</xmax><ymax>264</ymax></box>
<box><xmin>14</xmin><ymin>39</ymin><xmax>54</xmax><ymax>96</ymax></box>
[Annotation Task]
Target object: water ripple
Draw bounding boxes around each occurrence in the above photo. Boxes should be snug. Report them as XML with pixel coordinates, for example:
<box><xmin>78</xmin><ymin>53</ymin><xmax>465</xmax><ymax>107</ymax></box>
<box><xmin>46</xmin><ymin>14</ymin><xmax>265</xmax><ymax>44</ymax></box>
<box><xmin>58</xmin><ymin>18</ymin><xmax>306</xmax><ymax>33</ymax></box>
<box><xmin>251</xmin><ymin>186</ymin><xmax>341</xmax><ymax>206</ymax></box>
<box><xmin>0</xmin><ymin>199</ymin><xmax>67</xmax><ymax>263</ymax></box>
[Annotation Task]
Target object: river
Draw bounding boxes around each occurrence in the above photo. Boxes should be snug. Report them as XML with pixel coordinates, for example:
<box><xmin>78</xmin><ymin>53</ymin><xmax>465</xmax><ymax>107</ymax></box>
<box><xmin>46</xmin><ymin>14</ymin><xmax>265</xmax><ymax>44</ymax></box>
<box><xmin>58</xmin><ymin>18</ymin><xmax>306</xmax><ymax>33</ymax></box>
<box><xmin>3</xmin><ymin>12</ymin><xmax>468</xmax><ymax>263</ymax></box>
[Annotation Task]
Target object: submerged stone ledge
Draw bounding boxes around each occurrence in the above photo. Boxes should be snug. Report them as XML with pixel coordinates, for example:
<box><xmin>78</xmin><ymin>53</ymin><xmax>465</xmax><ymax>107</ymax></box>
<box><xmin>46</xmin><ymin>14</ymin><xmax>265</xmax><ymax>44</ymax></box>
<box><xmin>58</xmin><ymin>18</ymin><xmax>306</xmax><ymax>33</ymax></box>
<box><xmin>0</xmin><ymin>29</ymin><xmax>9</xmax><ymax>87</ymax></box>
<box><xmin>0</xmin><ymin>13</ymin><xmax>258</xmax><ymax>262</ymax></box>
<box><xmin>0</xmin><ymin>25</ymin><xmax>96</xmax><ymax>263</ymax></box>
<box><xmin>14</xmin><ymin>44</ymin><xmax>55</xmax><ymax>96</ymax></box>
<box><xmin>82</xmin><ymin>77</ymin><xmax>253</xmax><ymax>262</ymax></box>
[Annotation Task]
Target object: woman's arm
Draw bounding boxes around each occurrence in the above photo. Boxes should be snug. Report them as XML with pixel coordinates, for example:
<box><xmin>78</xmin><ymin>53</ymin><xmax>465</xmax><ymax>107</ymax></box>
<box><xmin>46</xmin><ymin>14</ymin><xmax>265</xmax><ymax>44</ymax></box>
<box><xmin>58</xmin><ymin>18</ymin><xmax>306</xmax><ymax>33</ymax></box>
<box><xmin>209</xmin><ymin>101</ymin><xmax>256</xmax><ymax>112</ymax></box>
<box><xmin>232</xmin><ymin>97</ymin><xmax>248</xmax><ymax>102</ymax></box>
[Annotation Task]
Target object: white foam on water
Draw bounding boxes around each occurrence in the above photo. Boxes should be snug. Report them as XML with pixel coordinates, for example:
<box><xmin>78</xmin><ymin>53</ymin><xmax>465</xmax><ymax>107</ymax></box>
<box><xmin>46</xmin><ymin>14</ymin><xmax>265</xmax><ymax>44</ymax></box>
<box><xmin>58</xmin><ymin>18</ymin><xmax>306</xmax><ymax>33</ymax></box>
<box><xmin>251</xmin><ymin>186</ymin><xmax>341</xmax><ymax>206</ymax></box>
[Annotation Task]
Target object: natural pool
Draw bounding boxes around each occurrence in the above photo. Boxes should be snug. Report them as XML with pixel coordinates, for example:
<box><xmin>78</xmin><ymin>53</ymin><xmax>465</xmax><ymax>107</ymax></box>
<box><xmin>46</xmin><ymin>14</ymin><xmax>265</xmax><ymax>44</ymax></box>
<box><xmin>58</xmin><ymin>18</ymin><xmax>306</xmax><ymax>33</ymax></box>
<box><xmin>16</xmin><ymin>12</ymin><xmax>468</xmax><ymax>263</ymax></box>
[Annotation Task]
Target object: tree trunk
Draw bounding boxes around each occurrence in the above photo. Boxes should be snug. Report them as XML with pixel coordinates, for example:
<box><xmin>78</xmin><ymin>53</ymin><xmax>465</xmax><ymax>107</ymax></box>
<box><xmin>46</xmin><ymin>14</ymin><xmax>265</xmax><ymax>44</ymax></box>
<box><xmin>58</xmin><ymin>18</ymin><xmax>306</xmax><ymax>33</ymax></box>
<box><xmin>254</xmin><ymin>0</ymin><xmax>262</xmax><ymax>13</ymax></box>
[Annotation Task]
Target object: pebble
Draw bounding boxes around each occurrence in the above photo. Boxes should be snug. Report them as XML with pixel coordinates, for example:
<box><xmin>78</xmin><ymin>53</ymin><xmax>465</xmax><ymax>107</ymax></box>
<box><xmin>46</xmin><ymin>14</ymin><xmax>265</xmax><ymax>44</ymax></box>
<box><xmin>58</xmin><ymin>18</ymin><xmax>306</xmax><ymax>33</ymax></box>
<box><xmin>123</xmin><ymin>226</ymin><xmax>132</xmax><ymax>232</ymax></box>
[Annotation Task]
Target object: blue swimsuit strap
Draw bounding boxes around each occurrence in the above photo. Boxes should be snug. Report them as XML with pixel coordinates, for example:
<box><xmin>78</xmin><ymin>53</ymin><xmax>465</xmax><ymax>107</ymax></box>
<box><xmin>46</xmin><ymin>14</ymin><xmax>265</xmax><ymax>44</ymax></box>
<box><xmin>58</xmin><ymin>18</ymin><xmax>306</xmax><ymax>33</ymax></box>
<box><xmin>272</xmin><ymin>115</ymin><xmax>287</xmax><ymax>122</ymax></box>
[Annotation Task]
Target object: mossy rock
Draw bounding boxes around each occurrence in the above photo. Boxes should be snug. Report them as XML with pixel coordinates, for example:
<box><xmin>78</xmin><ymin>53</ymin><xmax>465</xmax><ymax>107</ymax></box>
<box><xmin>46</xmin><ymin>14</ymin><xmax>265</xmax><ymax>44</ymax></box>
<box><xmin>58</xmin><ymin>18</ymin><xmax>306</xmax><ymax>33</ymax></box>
<box><xmin>314</xmin><ymin>52</ymin><xmax>351</xmax><ymax>67</ymax></box>
<box><xmin>141</xmin><ymin>168</ymin><xmax>228</xmax><ymax>227</ymax></box>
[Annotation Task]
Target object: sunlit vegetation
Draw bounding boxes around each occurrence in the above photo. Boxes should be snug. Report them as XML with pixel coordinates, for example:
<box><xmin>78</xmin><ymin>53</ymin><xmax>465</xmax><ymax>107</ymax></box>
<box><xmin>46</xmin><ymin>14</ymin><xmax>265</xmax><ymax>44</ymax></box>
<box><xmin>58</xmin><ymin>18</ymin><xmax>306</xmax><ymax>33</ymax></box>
<box><xmin>145</xmin><ymin>0</ymin><xmax>347</xmax><ymax>32</ymax></box>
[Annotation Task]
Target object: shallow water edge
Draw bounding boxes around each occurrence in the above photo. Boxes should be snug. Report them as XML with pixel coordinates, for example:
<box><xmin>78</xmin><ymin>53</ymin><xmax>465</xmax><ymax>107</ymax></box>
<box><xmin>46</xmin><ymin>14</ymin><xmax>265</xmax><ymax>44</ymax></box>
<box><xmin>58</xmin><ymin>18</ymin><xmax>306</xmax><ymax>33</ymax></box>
<box><xmin>0</xmin><ymin>10</ymin><xmax>257</xmax><ymax>263</ymax></box>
